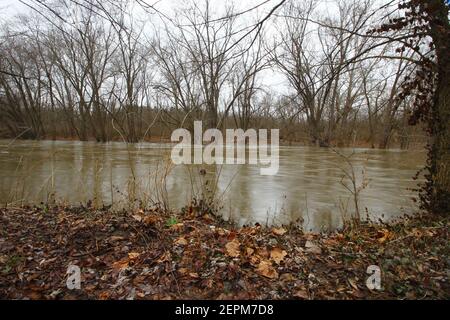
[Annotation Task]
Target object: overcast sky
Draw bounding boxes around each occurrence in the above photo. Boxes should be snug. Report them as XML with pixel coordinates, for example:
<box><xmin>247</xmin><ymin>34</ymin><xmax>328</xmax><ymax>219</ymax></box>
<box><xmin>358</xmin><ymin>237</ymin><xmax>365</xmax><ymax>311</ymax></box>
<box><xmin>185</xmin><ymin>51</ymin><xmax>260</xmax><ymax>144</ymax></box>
<box><xmin>0</xmin><ymin>0</ymin><xmax>289</xmax><ymax>21</ymax></box>
<box><xmin>0</xmin><ymin>0</ymin><xmax>292</xmax><ymax>91</ymax></box>
<box><xmin>0</xmin><ymin>0</ymin><xmax>395</xmax><ymax>95</ymax></box>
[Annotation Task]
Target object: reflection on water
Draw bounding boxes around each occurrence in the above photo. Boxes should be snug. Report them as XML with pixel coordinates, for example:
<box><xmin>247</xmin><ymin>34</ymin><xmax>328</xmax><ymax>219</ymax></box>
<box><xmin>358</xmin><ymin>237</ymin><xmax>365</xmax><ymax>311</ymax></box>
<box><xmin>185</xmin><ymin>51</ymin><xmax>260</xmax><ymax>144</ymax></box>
<box><xmin>0</xmin><ymin>140</ymin><xmax>426</xmax><ymax>231</ymax></box>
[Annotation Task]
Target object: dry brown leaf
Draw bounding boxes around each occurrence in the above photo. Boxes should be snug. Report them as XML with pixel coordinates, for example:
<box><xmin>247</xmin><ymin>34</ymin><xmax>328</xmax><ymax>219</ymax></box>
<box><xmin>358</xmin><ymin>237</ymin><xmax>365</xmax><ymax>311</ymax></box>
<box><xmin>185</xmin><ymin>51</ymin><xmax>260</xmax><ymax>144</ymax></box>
<box><xmin>169</xmin><ymin>223</ymin><xmax>184</xmax><ymax>232</ymax></box>
<box><xmin>280</xmin><ymin>273</ymin><xmax>295</xmax><ymax>281</ymax></box>
<box><xmin>27</xmin><ymin>291</ymin><xmax>43</xmax><ymax>300</ymax></box>
<box><xmin>270</xmin><ymin>248</ymin><xmax>287</xmax><ymax>264</ymax></box>
<box><xmin>246</xmin><ymin>247</ymin><xmax>255</xmax><ymax>256</ymax></box>
<box><xmin>189</xmin><ymin>272</ymin><xmax>199</xmax><ymax>279</ymax></box>
<box><xmin>293</xmin><ymin>289</ymin><xmax>309</xmax><ymax>299</ymax></box>
<box><xmin>305</xmin><ymin>240</ymin><xmax>322</xmax><ymax>254</ymax></box>
<box><xmin>202</xmin><ymin>213</ymin><xmax>213</xmax><ymax>220</ymax></box>
<box><xmin>271</xmin><ymin>227</ymin><xmax>287</xmax><ymax>236</ymax></box>
<box><xmin>128</xmin><ymin>252</ymin><xmax>140</xmax><ymax>259</ymax></box>
<box><xmin>98</xmin><ymin>291</ymin><xmax>110</xmax><ymax>300</ymax></box>
<box><xmin>256</xmin><ymin>260</ymin><xmax>278</xmax><ymax>279</ymax></box>
<box><xmin>225</xmin><ymin>239</ymin><xmax>241</xmax><ymax>258</ymax></box>
<box><xmin>348</xmin><ymin>278</ymin><xmax>359</xmax><ymax>290</ymax></box>
<box><xmin>157</xmin><ymin>251</ymin><xmax>171</xmax><ymax>263</ymax></box>
<box><xmin>205</xmin><ymin>279</ymin><xmax>214</xmax><ymax>288</ymax></box>
<box><xmin>256</xmin><ymin>247</ymin><xmax>269</xmax><ymax>259</ymax></box>
<box><xmin>249</xmin><ymin>255</ymin><xmax>260</xmax><ymax>266</ymax></box>
<box><xmin>216</xmin><ymin>228</ymin><xmax>230</xmax><ymax>236</ymax></box>
<box><xmin>109</xmin><ymin>236</ymin><xmax>125</xmax><ymax>242</ymax></box>
<box><xmin>112</xmin><ymin>259</ymin><xmax>129</xmax><ymax>271</ymax></box>
<box><xmin>227</xmin><ymin>231</ymin><xmax>237</xmax><ymax>241</ymax></box>
<box><xmin>178</xmin><ymin>268</ymin><xmax>188</xmax><ymax>275</ymax></box>
<box><xmin>322</xmin><ymin>238</ymin><xmax>340</xmax><ymax>246</ymax></box>
<box><xmin>241</xmin><ymin>226</ymin><xmax>258</xmax><ymax>235</ymax></box>
<box><xmin>143</xmin><ymin>215</ymin><xmax>160</xmax><ymax>225</ymax></box>
<box><xmin>174</xmin><ymin>237</ymin><xmax>188</xmax><ymax>246</ymax></box>
<box><xmin>411</xmin><ymin>228</ymin><xmax>423</xmax><ymax>237</ymax></box>
<box><xmin>304</xmin><ymin>233</ymin><xmax>318</xmax><ymax>240</ymax></box>
<box><xmin>377</xmin><ymin>228</ymin><xmax>393</xmax><ymax>243</ymax></box>
<box><xmin>131</xmin><ymin>214</ymin><xmax>142</xmax><ymax>222</ymax></box>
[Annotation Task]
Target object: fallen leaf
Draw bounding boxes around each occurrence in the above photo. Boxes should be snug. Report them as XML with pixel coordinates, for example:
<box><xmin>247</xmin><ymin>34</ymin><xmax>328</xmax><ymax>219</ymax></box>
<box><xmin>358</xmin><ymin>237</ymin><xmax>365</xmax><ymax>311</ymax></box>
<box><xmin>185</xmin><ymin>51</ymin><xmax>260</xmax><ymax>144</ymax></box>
<box><xmin>170</xmin><ymin>223</ymin><xmax>184</xmax><ymax>232</ymax></box>
<box><xmin>27</xmin><ymin>291</ymin><xmax>43</xmax><ymax>300</ymax></box>
<box><xmin>227</xmin><ymin>231</ymin><xmax>237</xmax><ymax>241</ymax></box>
<box><xmin>99</xmin><ymin>291</ymin><xmax>110</xmax><ymax>300</ymax></box>
<box><xmin>131</xmin><ymin>215</ymin><xmax>142</xmax><ymax>222</ymax></box>
<box><xmin>143</xmin><ymin>215</ymin><xmax>160</xmax><ymax>225</ymax></box>
<box><xmin>270</xmin><ymin>248</ymin><xmax>287</xmax><ymax>264</ymax></box>
<box><xmin>272</xmin><ymin>227</ymin><xmax>287</xmax><ymax>236</ymax></box>
<box><xmin>293</xmin><ymin>289</ymin><xmax>309</xmax><ymax>299</ymax></box>
<box><xmin>202</xmin><ymin>214</ymin><xmax>213</xmax><ymax>221</ymax></box>
<box><xmin>110</xmin><ymin>236</ymin><xmax>125</xmax><ymax>242</ymax></box>
<box><xmin>322</xmin><ymin>238</ymin><xmax>340</xmax><ymax>246</ymax></box>
<box><xmin>256</xmin><ymin>260</ymin><xmax>278</xmax><ymax>279</ymax></box>
<box><xmin>178</xmin><ymin>268</ymin><xmax>188</xmax><ymax>275</ymax></box>
<box><xmin>157</xmin><ymin>251</ymin><xmax>171</xmax><ymax>263</ymax></box>
<box><xmin>348</xmin><ymin>278</ymin><xmax>359</xmax><ymax>290</ymax></box>
<box><xmin>174</xmin><ymin>237</ymin><xmax>188</xmax><ymax>246</ymax></box>
<box><xmin>256</xmin><ymin>247</ymin><xmax>269</xmax><ymax>259</ymax></box>
<box><xmin>216</xmin><ymin>228</ymin><xmax>230</xmax><ymax>236</ymax></box>
<box><xmin>305</xmin><ymin>240</ymin><xmax>322</xmax><ymax>254</ymax></box>
<box><xmin>377</xmin><ymin>228</ymin><xmax>393</xmax><ymax>243</ymax></box>
<box><xmin>204</xmin><ymin>279</ymin><xmax>214</xmax><ymax>288</ymax></box>
<box><xmin>241</xmin><ymin>226</ymin><xmax>258</xmax><ymax>235</ymax></box>
<box><xmin>280</xmin><ymin>273</ymin><xmax>295</xmax><ymax>281</ymax></box>
<box><xmin>351</xmin><ymin>289</ymin><xmax>365</xmax><ymax>298</ymax></box>
<box><xmin>304</xmin><ymin>233</ymin><xmax>318</xmax><ymax>240</ymax></box>
<box><xmin>246</xmin><ymin>247</ymin><xmax>255</xmax><ymax>256</ymax></box>
<box><xmin>225</xmin><ymin>239</ymin><xmax>241</xmax><ymax>258</ymax></box>
<box><xmin>128</xmin><ymin>252</ymin><xmax>140</xmax><ymax>259</ymax></box>
<box><xmin>249</xmin><ymin>255</ymin><xmax>260</xmax><ymax>266</ymax></box>
<box><xmin>112</xmin><ymin>259</ymin><xmax>129</xmax><ymax>271</ymax></box>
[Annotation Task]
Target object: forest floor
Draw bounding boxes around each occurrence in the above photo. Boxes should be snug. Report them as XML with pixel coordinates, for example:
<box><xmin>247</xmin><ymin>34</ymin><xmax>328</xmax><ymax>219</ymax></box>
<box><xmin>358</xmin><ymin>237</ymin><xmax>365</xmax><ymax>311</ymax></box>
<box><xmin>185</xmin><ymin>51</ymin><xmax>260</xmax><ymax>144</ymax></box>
<box><xmin>0</xmin><ymin>204</ymin><xmax>448</xmax><ymax>300</ymax></box>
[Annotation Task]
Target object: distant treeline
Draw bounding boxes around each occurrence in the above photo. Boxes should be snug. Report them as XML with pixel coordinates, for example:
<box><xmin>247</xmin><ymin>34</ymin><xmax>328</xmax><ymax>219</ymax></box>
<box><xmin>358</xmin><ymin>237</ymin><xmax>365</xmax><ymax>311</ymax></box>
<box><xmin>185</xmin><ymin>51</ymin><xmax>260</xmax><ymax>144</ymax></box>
<box><xmin>0</xmin><ymin>0</ymin><xmax>428</xmax><ymax>149</ymax></box>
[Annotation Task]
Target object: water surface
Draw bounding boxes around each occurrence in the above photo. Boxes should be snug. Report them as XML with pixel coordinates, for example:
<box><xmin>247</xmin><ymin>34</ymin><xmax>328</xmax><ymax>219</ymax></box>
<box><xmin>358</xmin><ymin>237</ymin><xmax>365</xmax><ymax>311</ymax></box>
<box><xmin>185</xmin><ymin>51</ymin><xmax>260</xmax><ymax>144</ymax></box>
<box><xmin>0</xmin><ymin>140</ymin><xmax>425</xmax><ymax>231</ymax></box>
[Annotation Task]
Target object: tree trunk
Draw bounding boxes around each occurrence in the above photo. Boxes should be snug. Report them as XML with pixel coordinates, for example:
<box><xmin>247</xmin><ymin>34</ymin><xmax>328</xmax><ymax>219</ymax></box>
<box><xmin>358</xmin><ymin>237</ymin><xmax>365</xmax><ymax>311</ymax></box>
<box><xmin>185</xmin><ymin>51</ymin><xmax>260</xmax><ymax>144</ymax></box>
<box><xmin>207</xmin><ymin>106</ymin><xmax>217</xmax><ymax>129</ymax></box>
<box><xmin>379</xmin><ymin>124</ymin><xmax>392</xmax><ymax>149</ymax></box>
<box><xmin>428</xmin><ymin>0</ymin><xmax>450</xmax><ymax>214</ymax></box>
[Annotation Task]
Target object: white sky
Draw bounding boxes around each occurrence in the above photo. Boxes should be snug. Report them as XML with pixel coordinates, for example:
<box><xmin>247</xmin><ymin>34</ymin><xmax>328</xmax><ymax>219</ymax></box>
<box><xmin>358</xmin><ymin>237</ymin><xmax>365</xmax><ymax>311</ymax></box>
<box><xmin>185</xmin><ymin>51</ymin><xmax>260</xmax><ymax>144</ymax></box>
<box><xmin>0</xmin><ymin>0</ymin><xmax>395</xmax><ymax>96</ymax></box>
<box><xmin>0</xmin><ymin>0</ymin><xmax>290</xmax><ymax>92</ymax></box>
<box><xmin>0</xmin><ymin>0</ymin><xmax>288</xmax><ymax>23</ymax></box>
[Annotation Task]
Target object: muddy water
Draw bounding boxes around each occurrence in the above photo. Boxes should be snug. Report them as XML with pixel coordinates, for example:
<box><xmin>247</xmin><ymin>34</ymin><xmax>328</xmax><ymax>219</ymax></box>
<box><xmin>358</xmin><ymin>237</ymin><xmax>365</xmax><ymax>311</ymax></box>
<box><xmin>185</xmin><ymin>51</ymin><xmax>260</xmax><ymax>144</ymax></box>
<box><xmin>0</xmin><ymin>140</ymin><xmax>426</xmax><ymax>231</ymax></box>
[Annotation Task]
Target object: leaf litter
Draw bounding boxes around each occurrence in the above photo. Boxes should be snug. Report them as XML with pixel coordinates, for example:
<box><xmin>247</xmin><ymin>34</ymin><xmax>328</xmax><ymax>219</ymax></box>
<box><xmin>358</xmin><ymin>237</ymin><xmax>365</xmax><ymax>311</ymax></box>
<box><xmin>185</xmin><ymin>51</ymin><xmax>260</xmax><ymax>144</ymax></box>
<box><xmin>0</xmin><ymin>205</ymin><xmax>448</xmax><ymax>299</ymax></box>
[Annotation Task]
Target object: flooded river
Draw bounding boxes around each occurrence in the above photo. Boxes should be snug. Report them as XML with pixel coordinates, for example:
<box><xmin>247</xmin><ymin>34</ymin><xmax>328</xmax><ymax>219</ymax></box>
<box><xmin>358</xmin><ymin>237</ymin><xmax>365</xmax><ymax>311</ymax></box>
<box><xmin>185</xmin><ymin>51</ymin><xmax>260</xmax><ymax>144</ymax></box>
<box><xmin>0</xmin><ymin>140</ymin><xmax>426</xmax><ymax>231</ymax></box>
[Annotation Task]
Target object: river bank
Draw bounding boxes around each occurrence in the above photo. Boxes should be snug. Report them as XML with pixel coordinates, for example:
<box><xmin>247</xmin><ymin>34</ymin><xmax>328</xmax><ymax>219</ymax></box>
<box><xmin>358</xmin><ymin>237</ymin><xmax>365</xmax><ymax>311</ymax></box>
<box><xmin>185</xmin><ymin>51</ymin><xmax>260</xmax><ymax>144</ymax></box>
<box><xmin>0</xmin><ymin>136</ymin><xmax>427</xmax><ymax>149</ymax></box>
<box><xmin>0</xmin><ymin>205</ymin><xmax>447</xmax><ymax>299</ymax></box>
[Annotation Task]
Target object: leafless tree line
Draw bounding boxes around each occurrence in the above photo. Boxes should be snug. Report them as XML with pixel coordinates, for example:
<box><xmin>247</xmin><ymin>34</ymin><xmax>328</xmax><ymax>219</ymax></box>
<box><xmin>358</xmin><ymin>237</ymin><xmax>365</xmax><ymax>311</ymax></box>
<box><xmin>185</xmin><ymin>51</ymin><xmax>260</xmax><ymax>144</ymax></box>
<box><xmin>0</xmin><ymin>0</ymin><xmax>426</xmax><ymax>148</ymax></box>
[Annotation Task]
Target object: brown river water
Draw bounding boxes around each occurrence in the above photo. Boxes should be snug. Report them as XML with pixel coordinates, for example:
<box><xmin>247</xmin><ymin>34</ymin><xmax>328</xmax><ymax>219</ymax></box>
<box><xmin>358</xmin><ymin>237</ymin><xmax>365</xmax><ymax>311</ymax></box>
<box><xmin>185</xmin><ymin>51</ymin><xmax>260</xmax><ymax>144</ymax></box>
<box><xmin>0</xmin><ymin>140</ymin><xmax>426</xmax><ymax>231</ymax></box>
